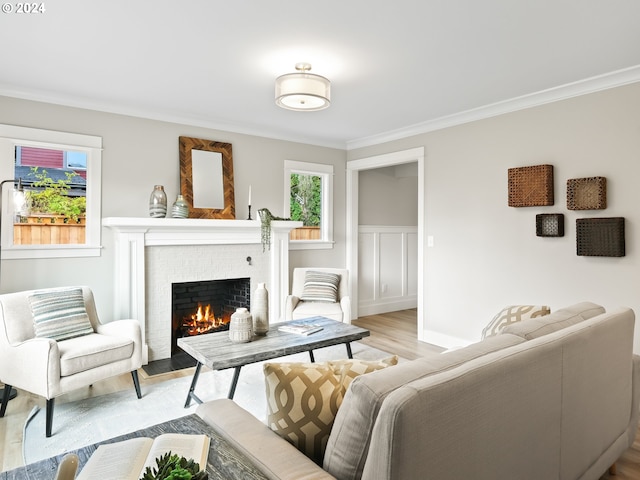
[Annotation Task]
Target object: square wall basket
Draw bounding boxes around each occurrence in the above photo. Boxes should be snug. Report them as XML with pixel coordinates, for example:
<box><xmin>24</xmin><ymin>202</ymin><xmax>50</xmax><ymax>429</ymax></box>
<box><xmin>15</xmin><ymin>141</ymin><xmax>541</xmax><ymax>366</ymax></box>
<box><xmin>508</xmin><ymin>164</ymin><xmax>554</xmax><ymax>207</ymax></box>
<box><xmin>576</xmin><ymin>217</ymin><xmax>625</xmax><ymax>257</ymax></box>
<box><xmin>567</xmin><ymin>177</ymin><xmax>607</xmax><ymax>210</ymax></box>
<box><xmin>536</xmin><ymin>214</ymin><xmax>564</xmax><ymax>237</ymax></box>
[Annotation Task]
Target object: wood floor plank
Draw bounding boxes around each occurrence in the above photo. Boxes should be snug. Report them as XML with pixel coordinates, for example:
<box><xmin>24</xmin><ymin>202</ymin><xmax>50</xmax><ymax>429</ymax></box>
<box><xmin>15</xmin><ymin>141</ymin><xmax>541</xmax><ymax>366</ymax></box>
<box><xmin>2</xmin><ymin>309</ymin><xmax>639</xmax><ymax>478</ymax></box>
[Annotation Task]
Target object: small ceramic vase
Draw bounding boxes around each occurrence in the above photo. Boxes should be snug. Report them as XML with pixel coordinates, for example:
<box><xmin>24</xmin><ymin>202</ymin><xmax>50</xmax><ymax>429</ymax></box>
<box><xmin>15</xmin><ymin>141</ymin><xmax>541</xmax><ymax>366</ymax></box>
<box><xmin>252</xmin><ymin>283</ymin><xmax>269</xmax><ymax>335</ymax></box>
<box><xmin>229</xmin><ymin>307</ymin><xmax>253</xmax><ymax>343</ymax></box>
<box><xmin>171</xmin><ymin>194</ymin><xmax>189</xmax><ymax>218</ymax></box>
<box><xmin>149</xmin><ymin>185</ymin><xmax>167</xmax><ymax>218</ymax></box>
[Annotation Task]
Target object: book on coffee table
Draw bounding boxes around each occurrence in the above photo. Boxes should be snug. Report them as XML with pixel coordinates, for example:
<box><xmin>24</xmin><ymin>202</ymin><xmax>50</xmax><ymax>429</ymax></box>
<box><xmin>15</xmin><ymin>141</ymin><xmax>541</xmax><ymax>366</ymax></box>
<box><xmin>76</xmin><ymin>433</ymin><xmax>209</xmax><ymax>480</ymax></box>
<box><xmin>278</xmin><ymin>322</ymin><xmax>324</xmax><ymax>335</ymax></box>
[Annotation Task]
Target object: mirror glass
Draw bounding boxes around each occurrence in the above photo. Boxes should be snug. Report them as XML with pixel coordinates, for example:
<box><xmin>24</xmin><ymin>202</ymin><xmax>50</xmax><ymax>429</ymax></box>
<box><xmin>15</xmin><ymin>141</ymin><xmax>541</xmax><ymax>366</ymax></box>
<box><xmin>191</xmin><ymin>149</ymin><xmax>224</xmax><ymax>209</ymax></box>
<box><xmin>179</xmin><ymin>137</ymin><xmax>235</xmax><ymax>219</ymax></box>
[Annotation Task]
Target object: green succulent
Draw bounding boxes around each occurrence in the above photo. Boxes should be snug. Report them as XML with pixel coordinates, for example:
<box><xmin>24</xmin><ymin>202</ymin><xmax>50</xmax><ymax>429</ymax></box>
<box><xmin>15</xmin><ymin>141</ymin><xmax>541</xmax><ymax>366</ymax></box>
<box><xmin>140</xmin><ymin>451</ymin><xmax>207</xmax><ymax>480</ymax></box>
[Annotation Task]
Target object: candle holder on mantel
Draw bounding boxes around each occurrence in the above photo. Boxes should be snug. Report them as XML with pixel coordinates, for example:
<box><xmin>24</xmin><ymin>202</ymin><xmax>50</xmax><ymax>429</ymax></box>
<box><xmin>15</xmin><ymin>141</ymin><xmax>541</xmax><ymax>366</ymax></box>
<box><xmin>247</xmin><ymin>205</ymin><xmax>252</xmax><ymax>220</ymax></box>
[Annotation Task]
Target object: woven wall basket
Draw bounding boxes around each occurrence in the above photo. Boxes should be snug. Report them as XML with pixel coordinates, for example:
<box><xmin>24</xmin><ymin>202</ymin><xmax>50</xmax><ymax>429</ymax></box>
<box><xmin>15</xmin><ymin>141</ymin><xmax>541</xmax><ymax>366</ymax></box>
<box><xmin>508</xmin><ymin>164</ymin><xmax>554</xmax><ymax>207</ymax></box>
<box><xmin>536</xmin><ymin>213</ymin><xmax>564</xmax><ymax>237</ymax></box>
<box><xmin>576</xmin><ymin>217</ymin><xmax>625</xmax><ymax>257</ymax></box>
<box><xmin>566</xmin><ymin>176</ymin><xmax>606</xmax><ymax>210</ymax></box>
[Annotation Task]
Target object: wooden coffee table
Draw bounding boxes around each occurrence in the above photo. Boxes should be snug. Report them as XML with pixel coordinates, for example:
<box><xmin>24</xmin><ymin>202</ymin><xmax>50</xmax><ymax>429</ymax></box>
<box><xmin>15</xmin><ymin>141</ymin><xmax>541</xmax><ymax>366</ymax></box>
<box><xmin>177</xmin><ymin>316</ymin><xmax>369</xmax><ymax>407</ymax></box>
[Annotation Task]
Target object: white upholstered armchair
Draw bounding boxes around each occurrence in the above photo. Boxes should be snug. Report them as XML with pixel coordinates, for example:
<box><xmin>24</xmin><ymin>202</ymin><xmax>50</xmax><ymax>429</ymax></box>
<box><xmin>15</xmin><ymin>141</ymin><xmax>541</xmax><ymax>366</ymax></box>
<box><xmin>0</xmin><ymin>286</ymin><xmax>142</xmax><ymax>437</ymax></box>
<box><xmin>285</xmin><ymin>268</ymin><xmax>351</xmax><ymax>323</ymax></box>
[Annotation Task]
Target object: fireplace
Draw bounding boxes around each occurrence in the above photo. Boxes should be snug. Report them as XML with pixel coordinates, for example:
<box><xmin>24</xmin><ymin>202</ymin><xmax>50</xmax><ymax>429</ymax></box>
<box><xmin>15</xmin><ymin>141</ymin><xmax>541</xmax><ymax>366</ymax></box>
<box><xmin>171</xmin><ymin>277</ymin><xmax>251</xmax><ymax>355</ymax></box>
<box><xmin>103</xmin><ymin>217</ymin><xmax>302</xmax><ymax>364</ymax></box>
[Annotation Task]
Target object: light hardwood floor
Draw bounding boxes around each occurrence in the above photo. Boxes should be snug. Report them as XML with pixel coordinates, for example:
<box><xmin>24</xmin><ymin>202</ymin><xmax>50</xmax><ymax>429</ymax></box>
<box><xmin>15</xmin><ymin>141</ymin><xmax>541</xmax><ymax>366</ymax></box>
<box><xmin>1</xmin><ymin>309</ymin><xmax>639</xmax><ymax>477</ymax></box>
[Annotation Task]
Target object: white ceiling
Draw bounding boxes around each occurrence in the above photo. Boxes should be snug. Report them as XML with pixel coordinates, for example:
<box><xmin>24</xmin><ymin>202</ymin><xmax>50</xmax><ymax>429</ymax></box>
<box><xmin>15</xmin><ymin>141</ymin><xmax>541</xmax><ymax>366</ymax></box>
<box><xmin>1</xmin><ymin>1</ymin><xmax>639</xmax><ymax>150</ymax></box>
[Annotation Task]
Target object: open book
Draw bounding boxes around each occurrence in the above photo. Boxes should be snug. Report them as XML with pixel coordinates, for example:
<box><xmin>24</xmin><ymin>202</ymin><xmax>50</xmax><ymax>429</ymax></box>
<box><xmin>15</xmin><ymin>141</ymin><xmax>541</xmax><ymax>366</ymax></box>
<box><xmin>76</xmin><ymin>433</ymin><xmax>210</xmax><ymax>480</ymax></box>
<box><xmin>278</xmin><ymin>322</ymin><xmax>324</xmax><ymax>335</ymax></box>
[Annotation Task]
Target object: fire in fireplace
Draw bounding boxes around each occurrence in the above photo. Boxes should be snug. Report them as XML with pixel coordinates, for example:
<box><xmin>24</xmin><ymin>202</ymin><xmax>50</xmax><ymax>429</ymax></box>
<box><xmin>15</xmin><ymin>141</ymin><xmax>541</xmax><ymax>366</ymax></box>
<box><xmin>171</xmin><ymin>277</ymin><xmax>251</xmax><ymax>355</ymax></box>
<box><xmin>180</xmin><ymin>303</ymin><xmax>230</xmax><ymax>337</ymax></box>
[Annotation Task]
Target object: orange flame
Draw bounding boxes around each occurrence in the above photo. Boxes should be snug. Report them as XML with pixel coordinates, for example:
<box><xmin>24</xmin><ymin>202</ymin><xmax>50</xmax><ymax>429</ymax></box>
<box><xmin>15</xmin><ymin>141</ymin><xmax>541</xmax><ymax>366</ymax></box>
<box><xmin>182</xmin><ymin>303</ymin><xmax>230</xmax><ymax>336</ymax></box>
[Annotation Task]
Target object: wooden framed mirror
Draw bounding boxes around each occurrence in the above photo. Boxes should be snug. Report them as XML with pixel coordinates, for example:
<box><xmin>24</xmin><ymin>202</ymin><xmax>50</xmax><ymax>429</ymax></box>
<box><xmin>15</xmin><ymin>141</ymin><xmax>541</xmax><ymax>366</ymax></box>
<box><xmin>179</xmin><ymin>136</ymin><xmax>235</xmax><ymax>219</ymax></box>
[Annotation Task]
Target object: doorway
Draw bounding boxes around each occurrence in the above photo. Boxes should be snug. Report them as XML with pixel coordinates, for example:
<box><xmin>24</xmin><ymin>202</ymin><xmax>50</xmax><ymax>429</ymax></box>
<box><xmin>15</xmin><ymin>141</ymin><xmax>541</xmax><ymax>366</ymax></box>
<box><xmin>346</xmin><ymin>147</ymin><xmax>425</xmax><ymax>341</ymax></box>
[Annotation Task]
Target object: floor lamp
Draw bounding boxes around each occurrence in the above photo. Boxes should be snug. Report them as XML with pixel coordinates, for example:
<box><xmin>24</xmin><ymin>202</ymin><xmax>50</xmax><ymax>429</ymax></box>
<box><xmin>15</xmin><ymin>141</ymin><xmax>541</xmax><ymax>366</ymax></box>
<box><xmin>0</xmin><ymin>178</ymin><xmax>25</xmax><ymax>404</ymax></box>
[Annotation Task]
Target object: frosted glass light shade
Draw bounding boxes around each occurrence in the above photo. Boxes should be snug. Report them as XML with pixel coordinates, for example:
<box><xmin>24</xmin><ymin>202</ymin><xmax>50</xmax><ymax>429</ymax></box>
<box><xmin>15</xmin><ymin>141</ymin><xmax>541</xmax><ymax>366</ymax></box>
<box><xmin>275</xmin><ymin>72</ymin><xmax>331</xmax><ymax>111</ymax></box>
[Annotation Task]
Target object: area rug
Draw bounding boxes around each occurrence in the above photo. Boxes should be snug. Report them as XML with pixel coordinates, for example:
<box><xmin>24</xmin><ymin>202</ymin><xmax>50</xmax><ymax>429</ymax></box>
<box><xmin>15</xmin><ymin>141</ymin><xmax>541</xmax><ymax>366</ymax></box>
<box><xmin>23</xmin><ymin>342</ymin><xmax>395</xmax><ymax>464</ymax></box>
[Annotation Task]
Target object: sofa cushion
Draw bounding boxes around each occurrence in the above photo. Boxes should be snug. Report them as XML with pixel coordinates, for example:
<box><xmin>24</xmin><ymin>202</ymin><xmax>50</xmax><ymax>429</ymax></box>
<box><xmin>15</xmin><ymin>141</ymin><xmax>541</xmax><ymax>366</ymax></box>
<box><xmin>481</xmin><ymin>305</ymin><xmax>550</xmax><ymax>339</ymax></box>
<box><xmin>29</xmin><ymin>287</ymin><xmax>94</xmax><ymax>341</ymax></box>
<box><xmin>323</xmin><ymin>333</ymin><xmax>525</xmax><ymax>480</ymax></box>
<box><xmin>300</xmin><ymin>271</ymin><xmax>341</xmax><ymax>303</ymax></box>
<box><xmin>502</xmin><ymin>302</ymin><xmax>604</xmax><ymax>340</ymax></box>
<box><xmin>58</xmin><ymin>333</ymin><xmax>134</xmax><ymax>376</ymax></box>
<box><xmin>264</xmin><ymin>357</ymin><xmax>397</xmax><ymax>464</ymax></box>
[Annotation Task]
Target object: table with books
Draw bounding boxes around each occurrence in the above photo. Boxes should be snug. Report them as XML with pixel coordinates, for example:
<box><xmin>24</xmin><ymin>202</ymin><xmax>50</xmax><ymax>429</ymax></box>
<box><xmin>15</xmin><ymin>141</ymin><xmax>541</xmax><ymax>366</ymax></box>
<box><xmin>1</xmin><ymin>414</ymin><xmax>268</xmax><ymax>480</ymax></box>
<box><xmin>178</xmin><ymin>316</ymin><xmax>370</xmax><ymax>407</ymax></box>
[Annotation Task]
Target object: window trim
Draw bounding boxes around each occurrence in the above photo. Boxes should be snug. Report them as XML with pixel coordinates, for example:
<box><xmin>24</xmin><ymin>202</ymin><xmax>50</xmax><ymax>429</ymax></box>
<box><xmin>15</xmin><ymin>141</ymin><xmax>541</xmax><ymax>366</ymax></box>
<box><xmin>283</xmin><ymin>160</ymin><xmax>334</xmax><ymax>250</ymax></box>
<box><xmin>0</xmin><ymin>124</ymin><xmax>102</xmax><ymax>259</ymax></box>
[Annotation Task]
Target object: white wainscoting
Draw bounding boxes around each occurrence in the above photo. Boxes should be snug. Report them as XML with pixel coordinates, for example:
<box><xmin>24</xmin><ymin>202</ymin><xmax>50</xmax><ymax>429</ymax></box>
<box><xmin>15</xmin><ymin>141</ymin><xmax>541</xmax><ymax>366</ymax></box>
<box><xmin>358</xmin><ymin>225</ymin><xmax>418</xmax><ymax>316</ymax></box>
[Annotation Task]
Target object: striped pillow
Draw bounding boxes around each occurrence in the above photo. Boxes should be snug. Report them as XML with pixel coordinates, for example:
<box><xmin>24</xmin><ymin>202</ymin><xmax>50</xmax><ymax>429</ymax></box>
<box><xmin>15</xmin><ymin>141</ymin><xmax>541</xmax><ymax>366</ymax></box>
<box><xmin>300</xmin><ymin>271</ymin><xmax>341</xmax><ymax>303</ymax></box>
<box><xmin>29</xmin><ymin>288</ymin><xmax>94</xmax><ymax>341</ymax></box>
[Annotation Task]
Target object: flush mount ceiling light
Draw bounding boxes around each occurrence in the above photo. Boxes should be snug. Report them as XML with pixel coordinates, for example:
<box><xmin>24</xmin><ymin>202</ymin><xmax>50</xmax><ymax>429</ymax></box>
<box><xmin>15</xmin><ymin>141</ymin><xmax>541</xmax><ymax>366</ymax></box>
<box><xmin>275</xmin><ymin>62</ymin><xmax>331</xmax><ymax>111</ymax></box>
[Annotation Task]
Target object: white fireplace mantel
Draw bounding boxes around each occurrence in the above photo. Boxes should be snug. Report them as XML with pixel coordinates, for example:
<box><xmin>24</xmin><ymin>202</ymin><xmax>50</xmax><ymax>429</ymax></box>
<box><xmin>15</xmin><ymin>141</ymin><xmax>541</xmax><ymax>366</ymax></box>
<box><xmin>103</xmin><ymin>217</ymin><xmax>302</xmax><ymax>362</ymax></box>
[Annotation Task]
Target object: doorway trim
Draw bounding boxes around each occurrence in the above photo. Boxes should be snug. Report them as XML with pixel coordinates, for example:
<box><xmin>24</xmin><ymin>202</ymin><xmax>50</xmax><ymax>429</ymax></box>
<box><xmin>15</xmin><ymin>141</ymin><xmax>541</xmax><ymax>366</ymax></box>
<box><xmin>346</xmin><ymin>147</ymin><xmax>425</xmax><ymax>341</ymax></box>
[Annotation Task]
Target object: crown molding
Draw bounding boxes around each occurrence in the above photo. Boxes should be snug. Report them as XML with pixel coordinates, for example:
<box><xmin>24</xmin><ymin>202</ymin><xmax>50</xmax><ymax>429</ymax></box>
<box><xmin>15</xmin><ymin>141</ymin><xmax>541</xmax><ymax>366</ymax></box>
<box><xmin>346</xmin><ymin>65</ymin><xmax>640</xmax><ymax>151</ymax></box>
<box><xmin>0</xmin><ymin>86</ymin><xmax>345</xmax><ymax>150</ymax></box>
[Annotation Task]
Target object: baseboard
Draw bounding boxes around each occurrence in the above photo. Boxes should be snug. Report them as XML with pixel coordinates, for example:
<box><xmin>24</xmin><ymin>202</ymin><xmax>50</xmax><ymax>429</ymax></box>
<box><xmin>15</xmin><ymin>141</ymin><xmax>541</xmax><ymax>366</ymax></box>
<box><xmin>358</xmin><ymin>298</ymin><xmax>417</xmax><ymax>317</ymax></box>
<box><xmin>422</xmin><ymin>329</ymin><xmax>473</xmax><ymax>350</ymax></box>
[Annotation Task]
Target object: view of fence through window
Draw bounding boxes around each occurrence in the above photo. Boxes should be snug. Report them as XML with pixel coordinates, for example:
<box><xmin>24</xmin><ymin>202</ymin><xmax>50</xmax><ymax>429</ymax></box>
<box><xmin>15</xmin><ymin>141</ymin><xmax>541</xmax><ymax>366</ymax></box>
<box><xmin>289</xmin><ymin>173</ymin><xmax>322</xmax><ymax>240</ymax></box>
<box><xmin>14</xmin><ymin>145</ymin><xmax>88</xmax><ymax>245</ymax></box>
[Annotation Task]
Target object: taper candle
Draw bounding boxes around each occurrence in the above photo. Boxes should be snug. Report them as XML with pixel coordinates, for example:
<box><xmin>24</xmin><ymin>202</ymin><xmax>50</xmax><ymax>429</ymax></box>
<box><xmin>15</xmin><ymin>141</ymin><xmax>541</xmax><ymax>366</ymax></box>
<box><xmin>248</xmin><ymin>185</ymin><xmax>252</xmax><ymax>206</ymax></box>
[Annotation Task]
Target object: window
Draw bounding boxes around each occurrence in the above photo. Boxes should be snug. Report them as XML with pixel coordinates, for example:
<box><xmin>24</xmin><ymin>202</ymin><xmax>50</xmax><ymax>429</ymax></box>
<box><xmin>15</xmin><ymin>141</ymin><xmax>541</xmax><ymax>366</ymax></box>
<box><xmin>284</xmin><ymin>160</ymin><xmax>333</xmax><ymax>249</ymax></box>
<box><xmin>0</xmin><ymin>124</ymin><xmax>102</xmax><ymax>259</ymax></box>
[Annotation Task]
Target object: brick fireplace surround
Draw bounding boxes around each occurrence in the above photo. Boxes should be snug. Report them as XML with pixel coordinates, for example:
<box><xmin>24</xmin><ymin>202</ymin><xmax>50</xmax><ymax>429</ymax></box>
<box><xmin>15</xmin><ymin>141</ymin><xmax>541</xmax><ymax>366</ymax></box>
<box><xmin>103</xmin><ymin>217</ymin><xmax>301</xmax><ymax>363</ymax></box>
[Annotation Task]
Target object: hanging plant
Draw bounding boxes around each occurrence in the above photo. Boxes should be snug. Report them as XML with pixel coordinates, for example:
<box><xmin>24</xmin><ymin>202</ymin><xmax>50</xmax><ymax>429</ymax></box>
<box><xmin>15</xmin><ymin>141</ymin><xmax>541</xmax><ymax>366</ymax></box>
<box><xmin>258</xmin><ymin>208</ymin><xmax>289</xmax><ymax>252</ymax></box>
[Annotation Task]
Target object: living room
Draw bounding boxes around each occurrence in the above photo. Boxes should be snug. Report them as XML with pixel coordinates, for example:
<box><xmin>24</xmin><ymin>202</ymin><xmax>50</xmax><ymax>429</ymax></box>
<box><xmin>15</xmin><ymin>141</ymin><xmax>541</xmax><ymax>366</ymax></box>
<box><xmin>1</xmin><ymin>2</ymin><xmax>640</xmax><ymax>478</ymax></box>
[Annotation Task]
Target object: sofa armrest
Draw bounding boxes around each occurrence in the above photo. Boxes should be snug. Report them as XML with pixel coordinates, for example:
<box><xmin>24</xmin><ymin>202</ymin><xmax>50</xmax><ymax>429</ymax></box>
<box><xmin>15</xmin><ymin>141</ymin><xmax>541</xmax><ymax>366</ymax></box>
<box><xmin>284</xmin><ymin>295</ymin><xmax>300</xmax><ymax>321</ymax></box>
<box><xmin>196</xmin><ymin>399</ymin><xmax>336</xmax><ymax>480</ymax></box>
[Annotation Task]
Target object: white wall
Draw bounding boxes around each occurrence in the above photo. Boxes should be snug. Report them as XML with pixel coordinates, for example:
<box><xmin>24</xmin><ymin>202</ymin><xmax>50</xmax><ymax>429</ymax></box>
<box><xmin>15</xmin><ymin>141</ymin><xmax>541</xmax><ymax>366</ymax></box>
<box><xmin>358</xmin><ymin>225</ymin><xmax>418</xmax><ymax>315</ymax></box>
<box><xmin>349</xmin><ymin>82</ymin><xmax>640</xmax><ymax>352</ymax></box>
<box><xmin>0</xmin><ymin>96</ymin><xmax>346</xmax><ymax>320</ymax></box>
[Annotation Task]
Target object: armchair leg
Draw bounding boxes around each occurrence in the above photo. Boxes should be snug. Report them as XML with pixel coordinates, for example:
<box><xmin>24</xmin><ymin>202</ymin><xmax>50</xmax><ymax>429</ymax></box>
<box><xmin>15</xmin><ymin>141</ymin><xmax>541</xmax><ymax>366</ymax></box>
<box><xmin>0</xmin><ymin>384</ymin><xmax>13</xmax><ymax>416</ymax></box>
<box><xmin>609</xmin><ymin>463</ymin><xmax>617</xmax><ymax>475</ymax></box>
<box><xmin>308</xmin><ymin>350</ymin><xmax>315</xmax><ymax>363</ymax></box>
<box><xmin>131</xmin><ymin>370</ymin><xmax>142</xmax><ymax>399</ymax></box>
<box><xmin>46</xmin><ymin>398</ymin><xmax>54</xmax><ymax>437</ymax></box>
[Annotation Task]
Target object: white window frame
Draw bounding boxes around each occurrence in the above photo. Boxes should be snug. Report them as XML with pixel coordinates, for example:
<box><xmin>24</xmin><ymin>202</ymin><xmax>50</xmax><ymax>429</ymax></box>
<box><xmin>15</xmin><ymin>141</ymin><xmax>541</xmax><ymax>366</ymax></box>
<box><xmin>284</xmin><ymin>160</ymin><xmax>334</xmax><ymax>250</ymax></box>
<box><xmin>0</xmin><ymin>124</ymin><xmax>102</xmax><ymax>259</ymax></box>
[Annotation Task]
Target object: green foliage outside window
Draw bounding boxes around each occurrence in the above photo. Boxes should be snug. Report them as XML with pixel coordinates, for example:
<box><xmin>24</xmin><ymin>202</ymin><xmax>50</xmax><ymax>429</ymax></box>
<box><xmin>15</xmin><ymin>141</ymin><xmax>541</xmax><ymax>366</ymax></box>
<box><xmin>26</xmin><ymin>167</ymin><xmax>86</xmax><ymax>223</ymax></box>
<box><xmin>290</xmin><ymin>173</ymin><xmax>321</xmax><ymax>227</ymax></box>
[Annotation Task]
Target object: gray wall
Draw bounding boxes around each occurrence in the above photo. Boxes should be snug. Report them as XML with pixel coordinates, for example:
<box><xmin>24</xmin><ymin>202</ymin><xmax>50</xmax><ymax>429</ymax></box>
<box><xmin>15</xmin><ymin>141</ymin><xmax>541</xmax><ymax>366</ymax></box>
<box><xmin>349</xmin><ymin>82</ymin><xmax>640</xmax><ymax>352</ymax></box>
<box><xmin>0</xmin><ymin>95</ymin><xmax>346</xmax><ymax>319</ymax></box>
<box><xmin>358</xmin><ymin>164</ymin><xmax>418</xmax><ymax>226</ymax></box>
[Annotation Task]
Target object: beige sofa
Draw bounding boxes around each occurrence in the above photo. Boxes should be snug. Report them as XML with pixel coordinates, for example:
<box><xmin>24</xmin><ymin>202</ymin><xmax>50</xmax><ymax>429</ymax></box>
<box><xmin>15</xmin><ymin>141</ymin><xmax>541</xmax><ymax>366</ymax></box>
<box><xmin>196</xmin><ymin>302</ymin><xmax>639</xmax><ymax>480</ymax></box>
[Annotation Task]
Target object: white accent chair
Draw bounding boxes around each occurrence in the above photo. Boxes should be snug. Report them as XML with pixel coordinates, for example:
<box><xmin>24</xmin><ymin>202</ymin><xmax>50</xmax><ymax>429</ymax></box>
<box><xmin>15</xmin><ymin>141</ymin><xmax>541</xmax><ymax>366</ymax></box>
<box><xmin>0</xmin><ymin>286</ymin><xmax>142</xmax><ymax>437</ymax></box>
<box><xmin>284</xmin><ymin>268</ymin><xmax>351</xmax><ymax>323</ymax></box>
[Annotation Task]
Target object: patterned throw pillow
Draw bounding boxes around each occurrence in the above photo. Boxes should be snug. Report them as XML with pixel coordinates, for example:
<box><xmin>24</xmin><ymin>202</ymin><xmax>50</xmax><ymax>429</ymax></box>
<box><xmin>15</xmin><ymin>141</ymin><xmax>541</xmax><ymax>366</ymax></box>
<box><xmin>264</xmin><ymin>356</ymin><xmax>398</xmax><ymax>464</ymax></box>
<box><xmin>29</xmin><ymin>287</ymin><xmax>94</xmax><ymax>341</ymax></box>
<box><xmin>299</xmin><ymin>271</ymin><xmax>341</xmax><ymax>303</ymax></box>
<box><xmin>481</xmin><ymin>305</ymin><xmax>550</xmax><ymax>339</ymax></box>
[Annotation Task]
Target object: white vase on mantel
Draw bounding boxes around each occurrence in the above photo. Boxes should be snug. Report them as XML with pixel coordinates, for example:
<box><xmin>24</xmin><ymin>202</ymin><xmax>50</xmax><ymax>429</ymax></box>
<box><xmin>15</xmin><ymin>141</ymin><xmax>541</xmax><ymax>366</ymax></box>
<box><xmin>252</xmin><ymin>283</ymin><xmax>269</xmax><ymax>335</ymax></box>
